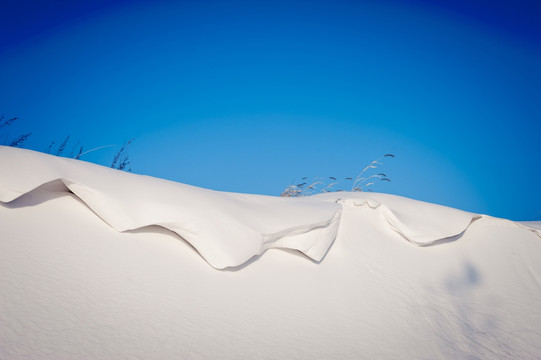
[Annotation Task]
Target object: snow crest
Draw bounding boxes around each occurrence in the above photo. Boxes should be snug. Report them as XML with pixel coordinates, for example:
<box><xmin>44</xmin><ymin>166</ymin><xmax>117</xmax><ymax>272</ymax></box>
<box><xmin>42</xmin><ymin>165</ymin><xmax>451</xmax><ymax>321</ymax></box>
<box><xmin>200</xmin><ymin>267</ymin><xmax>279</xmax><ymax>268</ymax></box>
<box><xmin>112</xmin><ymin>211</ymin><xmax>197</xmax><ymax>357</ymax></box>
<box><xmin>1</xmin><ymin>146</ymin><xmax>538</xmax><ymax>268</ymax></box>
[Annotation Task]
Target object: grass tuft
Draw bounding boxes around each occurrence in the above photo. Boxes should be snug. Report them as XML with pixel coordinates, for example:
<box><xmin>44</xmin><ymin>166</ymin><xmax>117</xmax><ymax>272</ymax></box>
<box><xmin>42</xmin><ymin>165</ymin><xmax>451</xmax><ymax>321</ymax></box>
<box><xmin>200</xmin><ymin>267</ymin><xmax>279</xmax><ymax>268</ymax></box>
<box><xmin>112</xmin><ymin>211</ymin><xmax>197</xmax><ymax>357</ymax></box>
<box><xmin>2</xmin><ymin>114</ymin><xmax>134</xmax><ymax>172</ymax></box>
<box><xmin>111</xmin><ymin>138</ymin><xmax>134</xmax><ymax>172</ymax></box>
<box><xmin>1</xmin><ymin>115</ymin><xmax>32</xmax><ymax>147</ymax></box>
<box><xmin>281</xmin><ymin>154</ymin><xmax>395</xmax><ymax>197</ymax></box>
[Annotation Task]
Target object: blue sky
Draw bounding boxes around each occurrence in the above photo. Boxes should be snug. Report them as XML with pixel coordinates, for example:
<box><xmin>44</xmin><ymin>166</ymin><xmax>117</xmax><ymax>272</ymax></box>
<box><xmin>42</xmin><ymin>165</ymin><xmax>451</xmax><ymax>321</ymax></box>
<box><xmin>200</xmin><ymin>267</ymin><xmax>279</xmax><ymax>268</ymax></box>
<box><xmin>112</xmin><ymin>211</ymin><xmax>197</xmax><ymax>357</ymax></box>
<box><xmin>1</xmin><ymin>0</ymin><xmax>540</xmax><ymax>220</ymax></box>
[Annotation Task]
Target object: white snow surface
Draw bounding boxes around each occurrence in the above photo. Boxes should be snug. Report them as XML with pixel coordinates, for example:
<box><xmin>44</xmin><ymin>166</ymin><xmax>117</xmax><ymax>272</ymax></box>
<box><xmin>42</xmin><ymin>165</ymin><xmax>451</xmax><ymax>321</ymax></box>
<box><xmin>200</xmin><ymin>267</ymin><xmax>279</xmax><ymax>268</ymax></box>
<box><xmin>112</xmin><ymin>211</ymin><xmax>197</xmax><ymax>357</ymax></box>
<box><xmin>1</xmin><ymin>146</ymin><xmax>541</xmax><ymax>359</ymax></box>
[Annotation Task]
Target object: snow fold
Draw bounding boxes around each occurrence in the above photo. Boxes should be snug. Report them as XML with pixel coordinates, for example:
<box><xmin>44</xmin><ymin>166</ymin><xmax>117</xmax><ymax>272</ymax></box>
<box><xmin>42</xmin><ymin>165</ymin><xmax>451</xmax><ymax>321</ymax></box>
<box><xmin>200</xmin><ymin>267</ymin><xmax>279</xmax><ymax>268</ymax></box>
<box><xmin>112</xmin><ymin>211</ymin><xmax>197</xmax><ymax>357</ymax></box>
<box><xmin>1</xmin><ymin>146</ymin><xmax>538</xmax><ymax>269</ymax></box>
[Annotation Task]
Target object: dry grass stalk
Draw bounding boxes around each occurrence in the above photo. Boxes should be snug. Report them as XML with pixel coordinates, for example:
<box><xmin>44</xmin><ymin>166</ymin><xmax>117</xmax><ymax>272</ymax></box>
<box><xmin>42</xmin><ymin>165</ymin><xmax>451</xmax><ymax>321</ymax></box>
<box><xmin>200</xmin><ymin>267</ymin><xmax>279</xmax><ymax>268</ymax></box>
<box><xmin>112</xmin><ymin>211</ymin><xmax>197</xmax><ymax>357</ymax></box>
<box><xmin>281</xmin><ymin>154</ymin><xmax>395</xmax><ymax>197</ymax></box>
<box><xmin>2</xmin><ymin>114</ymin><xmax>133</xmax><ymax>172</ymax></box>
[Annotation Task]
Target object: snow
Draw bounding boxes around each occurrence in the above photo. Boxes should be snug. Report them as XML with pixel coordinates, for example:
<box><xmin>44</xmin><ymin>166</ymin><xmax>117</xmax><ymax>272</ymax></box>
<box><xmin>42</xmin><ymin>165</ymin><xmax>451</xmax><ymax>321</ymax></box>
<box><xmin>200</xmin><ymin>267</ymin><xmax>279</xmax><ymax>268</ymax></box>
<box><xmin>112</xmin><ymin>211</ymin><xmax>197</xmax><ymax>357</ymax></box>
<box><xmin>1</xmin><ymin>146</ymin><xmax>541</xmax><ymax>359</ymax></box>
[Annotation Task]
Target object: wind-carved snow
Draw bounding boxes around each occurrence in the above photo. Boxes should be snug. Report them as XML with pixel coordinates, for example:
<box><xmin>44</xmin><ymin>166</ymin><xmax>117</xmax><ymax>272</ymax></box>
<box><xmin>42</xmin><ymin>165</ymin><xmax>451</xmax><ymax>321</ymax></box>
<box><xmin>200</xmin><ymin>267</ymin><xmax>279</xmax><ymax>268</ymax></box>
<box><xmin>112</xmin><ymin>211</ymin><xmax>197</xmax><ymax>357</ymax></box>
<box><xmin>2</xmin><ymin>146</ymin><xmax>541</xmax><ymax>360</ymax></box>
<box><xmin>0</xmin><ymin>146</ymin><xmax>539</xmax><ymax>269</ymax></box>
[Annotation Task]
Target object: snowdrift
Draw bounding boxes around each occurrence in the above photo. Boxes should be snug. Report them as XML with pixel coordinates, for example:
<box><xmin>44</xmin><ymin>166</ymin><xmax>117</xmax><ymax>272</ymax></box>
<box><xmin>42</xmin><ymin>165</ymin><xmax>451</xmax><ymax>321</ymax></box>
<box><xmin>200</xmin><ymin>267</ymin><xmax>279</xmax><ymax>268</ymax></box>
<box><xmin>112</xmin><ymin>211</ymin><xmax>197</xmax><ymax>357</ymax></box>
<box><xmin>1</xmin><ymin>146</ymin><xmax>541</xmax><ymax>359</ymax></box>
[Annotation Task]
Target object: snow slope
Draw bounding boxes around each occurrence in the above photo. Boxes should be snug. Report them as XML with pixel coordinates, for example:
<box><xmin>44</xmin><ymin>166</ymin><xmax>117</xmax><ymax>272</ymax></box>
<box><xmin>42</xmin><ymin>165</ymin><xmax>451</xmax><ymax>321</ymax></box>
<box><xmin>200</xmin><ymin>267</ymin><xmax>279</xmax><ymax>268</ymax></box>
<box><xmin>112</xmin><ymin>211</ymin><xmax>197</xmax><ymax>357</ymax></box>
<box><xmin>1</xmin><ymin>146</ymin><xmax>541</xmax><ymax>359</ymax></box>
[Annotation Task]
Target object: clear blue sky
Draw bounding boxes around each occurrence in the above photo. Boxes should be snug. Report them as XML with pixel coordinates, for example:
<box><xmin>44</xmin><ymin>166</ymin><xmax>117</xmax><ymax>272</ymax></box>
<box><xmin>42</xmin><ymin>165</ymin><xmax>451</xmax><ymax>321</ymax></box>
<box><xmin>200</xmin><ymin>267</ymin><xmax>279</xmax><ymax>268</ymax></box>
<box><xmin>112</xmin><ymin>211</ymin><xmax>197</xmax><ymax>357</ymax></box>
<box><xmin>1</xmin><ymin>0</ymin><xmax>540</xmax><ymax>220</ymax></box>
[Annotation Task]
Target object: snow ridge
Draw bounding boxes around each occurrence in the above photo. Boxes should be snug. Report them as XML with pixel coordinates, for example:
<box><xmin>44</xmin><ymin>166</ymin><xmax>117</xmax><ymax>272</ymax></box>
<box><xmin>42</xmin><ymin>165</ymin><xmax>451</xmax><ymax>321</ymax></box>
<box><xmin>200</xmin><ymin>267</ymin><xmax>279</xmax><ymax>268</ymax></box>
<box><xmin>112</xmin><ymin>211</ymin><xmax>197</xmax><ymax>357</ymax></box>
<box><xmin>1</xmin><ymin>146</ymin><xmax>539</xmax><ymax>269</ymax></box>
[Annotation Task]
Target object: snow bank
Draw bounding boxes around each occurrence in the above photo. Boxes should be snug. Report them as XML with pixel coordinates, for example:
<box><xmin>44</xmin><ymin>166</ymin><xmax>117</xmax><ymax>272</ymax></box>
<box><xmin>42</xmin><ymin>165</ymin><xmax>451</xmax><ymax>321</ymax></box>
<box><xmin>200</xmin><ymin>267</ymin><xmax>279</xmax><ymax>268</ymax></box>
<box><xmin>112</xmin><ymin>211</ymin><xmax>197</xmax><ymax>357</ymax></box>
<box><xmin>0</xmin><ymin>146</ymin><xmax>343</xmax><ymax>269</ymax></box>
<box><xmin>1</xmin><ymin>145</ymin><xmax>522</xmax><ymax>269</ymax></box>
<box><xmin>1</xmin><ymin>146</ymin><xmax>541</xmax><ymax>359</ymax></box>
